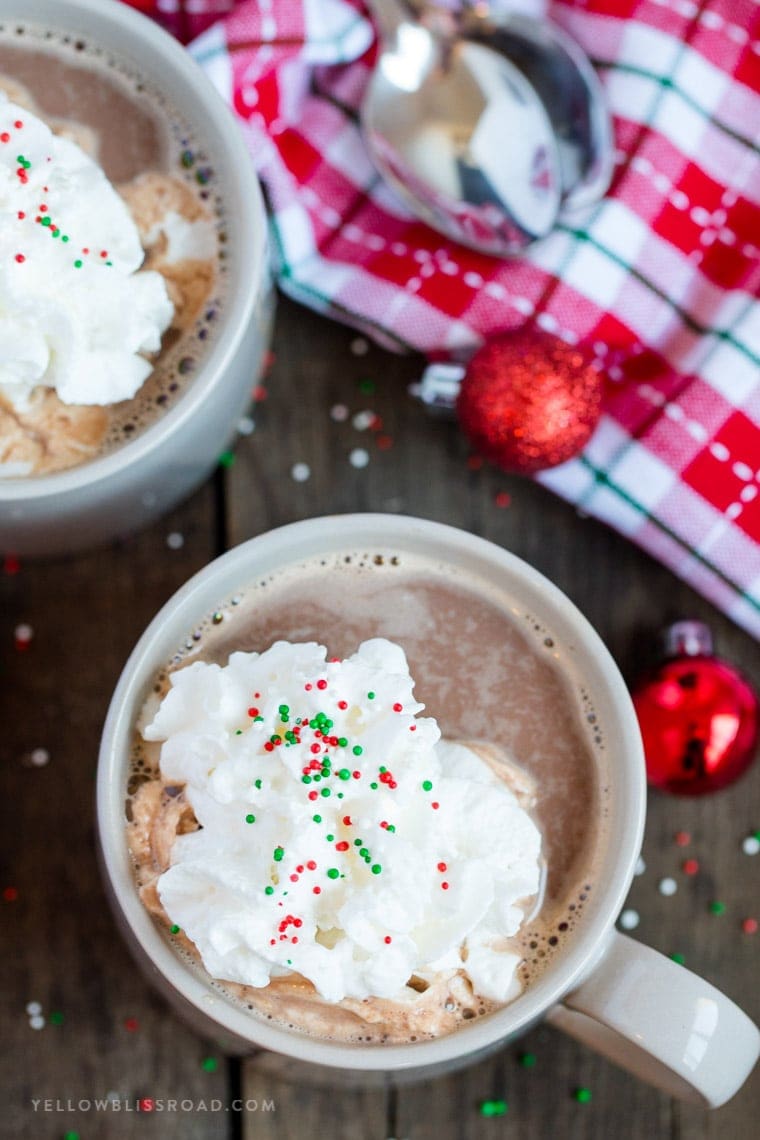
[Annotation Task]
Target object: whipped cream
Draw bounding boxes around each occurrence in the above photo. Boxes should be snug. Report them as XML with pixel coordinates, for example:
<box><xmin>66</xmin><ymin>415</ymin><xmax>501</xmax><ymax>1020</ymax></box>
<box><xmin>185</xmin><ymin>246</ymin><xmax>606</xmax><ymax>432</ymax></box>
<box><xmin>143</xmin><ymin>639</ymin><xmax>543</xmax><ymax>1005</ymax></box>
<box><xmin>0</xmin><ymin>97</ymin><xmax>173</xmax><ymax>408</ymax></box>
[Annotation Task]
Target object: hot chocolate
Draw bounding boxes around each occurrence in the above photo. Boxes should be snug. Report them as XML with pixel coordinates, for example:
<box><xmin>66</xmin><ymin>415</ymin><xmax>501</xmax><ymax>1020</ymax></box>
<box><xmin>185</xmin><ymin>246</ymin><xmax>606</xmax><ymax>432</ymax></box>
<box><xmin>127</xmin><ymin>549</ymin><xmax>608</xmax><ymax>1044</ymax></box>
<box><xmin>0</xmin><ymin>21</ymin><xmax>226</xmax><ymax>477</ymax></box>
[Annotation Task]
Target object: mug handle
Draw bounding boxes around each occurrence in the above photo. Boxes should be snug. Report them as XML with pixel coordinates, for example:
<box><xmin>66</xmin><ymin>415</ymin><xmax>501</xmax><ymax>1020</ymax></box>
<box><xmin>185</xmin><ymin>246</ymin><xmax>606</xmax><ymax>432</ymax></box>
<box><xmin>547</xmin><ymin>931</ymin><xmax>760</xmax><ymax>1107</ymax></box>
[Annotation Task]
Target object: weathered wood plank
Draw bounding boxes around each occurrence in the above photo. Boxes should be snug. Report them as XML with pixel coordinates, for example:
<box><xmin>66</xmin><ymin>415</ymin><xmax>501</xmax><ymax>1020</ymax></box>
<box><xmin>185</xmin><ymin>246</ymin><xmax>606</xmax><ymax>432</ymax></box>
<box><xmin>0</xmin><ymin>487</ymin><xmax>229</xmax><ymax>1140</ymax></box>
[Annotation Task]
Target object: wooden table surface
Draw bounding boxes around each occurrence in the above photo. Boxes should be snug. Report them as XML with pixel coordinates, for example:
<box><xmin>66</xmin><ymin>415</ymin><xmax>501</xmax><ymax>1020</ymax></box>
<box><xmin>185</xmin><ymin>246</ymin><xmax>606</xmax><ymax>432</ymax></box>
<box><xmin>2</xmin><ymin>295</ymin><xmax>758</xmax><ymax>1140</ymax></box>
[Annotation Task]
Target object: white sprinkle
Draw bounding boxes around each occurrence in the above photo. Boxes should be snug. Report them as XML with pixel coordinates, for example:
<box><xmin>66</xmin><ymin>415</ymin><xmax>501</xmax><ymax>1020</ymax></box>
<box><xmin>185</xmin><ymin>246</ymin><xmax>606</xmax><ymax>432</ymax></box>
<box><xmin>742</xmin><ymin>836</ymin><xmax>760</xmax><ymax>856</ymax></box>
<box><xmin>166</xmin><ymin>532</ymin><xmax>184</xmax><ymax>550</ymax></box>
<box><xmin>330</xmin><ymin>403</ymin><xmax>349</xmax><ymax>422</ymax></box>
<box><xmin>14</xmin><ymin>622</ymin><xmax>33</xmax><ymax>643</ymax></box>
<box><xmin>25</xmin><ymin>1001</ymin><xmax>42</xmax><ymax>1016</ymax></box>
<box><xmin>349</xmin><ymin>448</ymin><xmax>370</xmax><ymax>469</ymax></box>
<box><xmin>29</xmin><ymin>1015</ymin><xmax>45</xmax><ymax>1030</ymax></box>
<box><xmin>634</xmin><ymin>856</ymin><xmax>647</xmax><ymax>876</ymax></box>
<box><xmin>659</xmin><ymin>877</ymin><xmax>677</xmax><ymax>897</ymax></box>
<box><xmin>352</xmin><ymin>410</ymin><xmax>376</xmax><ymax>431</ymax></box>
<box><xmin>291</xmin><ymin>462</ymin><xmax>311</xmax><ymax>483</ymax></box>
<box><xmin>237</xmin><ymin>416</ymin><xmax>255</xmax><ymax>436</ymax></box>
<box><xmin>619</xmin><ymin>909</ymin><xmax>640</xmax><ymax>930</ymax></box>
<box><xmin>350</xmin><ymin>336</ymin><xmax>370</xmax><ymax>356</ymax></box>
<box><xmin>30</xmin><ymin>748</ymin><xmax>50</xmax><ymax>768</ymax></box>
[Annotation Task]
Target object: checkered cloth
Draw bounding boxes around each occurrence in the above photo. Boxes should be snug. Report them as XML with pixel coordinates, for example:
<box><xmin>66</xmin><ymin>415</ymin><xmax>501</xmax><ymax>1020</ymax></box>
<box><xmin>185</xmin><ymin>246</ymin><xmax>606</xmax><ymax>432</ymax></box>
<box><xmin>126</xmin><ymin>0</ymin><xmax>760</xmax><ymax>638</ymax></box>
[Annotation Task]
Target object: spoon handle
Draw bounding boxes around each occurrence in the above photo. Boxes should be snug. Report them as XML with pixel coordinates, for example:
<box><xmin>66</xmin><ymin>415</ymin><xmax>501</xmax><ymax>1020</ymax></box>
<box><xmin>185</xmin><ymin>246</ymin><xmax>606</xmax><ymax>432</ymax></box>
<box><xmin>365</xmin><ymin>0</ymin><xmax>417</xmax><ymax>43</ymax></box>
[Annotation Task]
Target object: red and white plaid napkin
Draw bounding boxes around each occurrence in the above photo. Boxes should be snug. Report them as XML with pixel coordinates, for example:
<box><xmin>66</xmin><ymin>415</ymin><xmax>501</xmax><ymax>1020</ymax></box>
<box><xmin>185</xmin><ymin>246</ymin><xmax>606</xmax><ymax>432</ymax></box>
<box><xmin>126</xmin><ymin>0</ymin><xmax>760</xmax><ymax>639</ymax></box>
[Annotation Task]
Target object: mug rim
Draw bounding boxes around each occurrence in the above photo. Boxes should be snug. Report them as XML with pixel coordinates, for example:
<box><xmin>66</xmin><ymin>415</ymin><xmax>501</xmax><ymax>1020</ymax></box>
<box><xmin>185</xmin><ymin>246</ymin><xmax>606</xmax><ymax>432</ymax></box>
<box><xmin>0</xmin><ymin>0</ymin><xmax>266</xmax><ymax>500</ymax></box>
<box><xmin>97</xmin><ymin>514</ymin><xmax>646</xmax><ymax>1070</ymax></box>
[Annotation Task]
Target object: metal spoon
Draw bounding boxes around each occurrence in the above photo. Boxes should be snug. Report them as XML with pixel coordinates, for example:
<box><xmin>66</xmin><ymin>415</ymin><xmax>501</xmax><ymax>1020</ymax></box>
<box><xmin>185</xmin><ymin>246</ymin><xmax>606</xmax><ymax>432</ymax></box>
<box><xmin>361</xmin><ymin>1</ymin><xmax>612</xmax><ymax>256</ymax></box>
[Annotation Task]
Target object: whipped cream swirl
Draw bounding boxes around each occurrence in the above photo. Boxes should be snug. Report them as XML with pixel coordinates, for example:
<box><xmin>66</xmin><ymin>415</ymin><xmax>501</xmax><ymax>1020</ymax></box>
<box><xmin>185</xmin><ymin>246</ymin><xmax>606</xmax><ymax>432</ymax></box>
<box><xmin>143</xmin><ymin>639</ymin><xmax>542</xmax><ymax>1004</ymax></box>
<box><xmin>0</xmin><ymin>97</ymin><xmax>173</xmax><ymax>407</ymax></box>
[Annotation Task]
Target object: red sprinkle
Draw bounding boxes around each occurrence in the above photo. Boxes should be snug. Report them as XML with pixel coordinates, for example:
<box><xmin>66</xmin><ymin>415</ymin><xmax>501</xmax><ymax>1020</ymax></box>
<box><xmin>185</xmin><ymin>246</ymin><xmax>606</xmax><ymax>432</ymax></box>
<box><xmin>307</xmin><ymin>860</ymin><xmax>317</xmax><ymax>870</ymax></box>
<box><xmin>317</xmin><ymin>679</ymin><xmax>328</xmax><ymax>691</ymax></box>
<box><xmin>313</xmin><ymin>886</ymin><xmax>321</xmax><ymax>895</ymax></box>
<box><xmin>3</xmin><ymin>886</ymin><xmax>18</xmax><ymax>902</ymax></box>
<box><xmin>14</xmin><ymin>254</ymin><xmax>25</xmax><ymax>263</ymax></box>
<box><xmin>494</xmin><ymin>491</ymin><xmax>512</xmax><ymax>509</ymax></box>
<box><xmin>377</xmin><ymin>434</ymin><xmax>394</xmax><ymax>450</ymax></box>
<box><xmin>742</xmin><ymin>918</ymin><xmax>758</xmax><ymax>935</ymax></box>
<box><xmin>431</xmin><ymin>802</ymin><xmax>439</xmax><ymax>810</ymax></box>
<box><xmin>467</xmin><ymin>454</ymin><xmax>484</xmax><ymax>470</ymax></box>
<box><xmin>352</xmin><ymin>770</ymin><xmax>361</xmax><ymax>779</ymax></box>
<box><xmin>17</xmin><ymin>211</ymin><xmax>25</xmax><ymax>220</ymax></box>
<box><xmin>124</xmin><ymin>1017</ymin><xmax>139</xmax><ymax>1032</ymax></box>
<box><xmin>342</xmin><ymin>816</ymin><xmax>352</xmax><ymax>826</ymax></box>
<box><xmin>304</xmin><ymin>683</ymin><xmax>313</xmax><ymax>691</ymax></box>
<box><xmin>290</xmin><ymin>875</ymin><xmax>299</xmax><ymax>883</ymax></box>
<box><xmin>308</xmin><ymin>791</ymin><xmax>319</xmax><ymax>801</ymax></box>
<box><xmin>409</xmin><ymin>725</ymin><xmax>416</xmax><ymax>732</ymax></box>
<box><xmin>675</xmin><ymin>831</ymin><xmax>691</xmax><ymax>847</ymax></box>
<box><xmin>335</xmin><ymin>841</ymin><xmax>349</xmax><ymax>852</ymax></box>
<box><xmin>441</xmin><ymin>882</ymin><xmax>449</xmax><ymax>890</ymax></box>
<box><xmin>264</xmin><ymin>742</ymin><xmax>274</xmax><ymax>753</ymax></box>
<box><xmin>682</xmin><ymin>859</ymin><xmax>700</xmax><ymax>876</ymax></box>
<box><xmin>247</xmin><ymin>707</ymin><xmax>259</xmax><ymax>717</ymax></box>
<box><xmin>14</xmin><ymin>120</ymin><xmax>23</xmax><ymax>128</ymax></box>
<box><xmin>0</xmin><ymin>132</ymin><xmax>9</xmax><ymax>143</ymax></box>
<box><xmin>3</xmin><ymin>555</ymin><xmax>20</xmax><ymax>575</ymax></box>
<box><xmin>338</xmin><ymin>700</ymin><xmax>348</xmax><ymax>710</ymax></box>
<box><xmin>437</xmin><ymin>862</ymin><xmax>447</xmax><ymax>872</ymax></box>
<box><xmin>384</xmin><ymin>936</ymin><xmax>392</xmax><ymax>944</ymax></box>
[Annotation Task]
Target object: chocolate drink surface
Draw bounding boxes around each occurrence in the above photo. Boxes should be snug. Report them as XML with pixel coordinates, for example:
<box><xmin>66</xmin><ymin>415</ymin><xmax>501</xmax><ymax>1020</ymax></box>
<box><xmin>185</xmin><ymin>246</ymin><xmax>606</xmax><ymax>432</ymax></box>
<box><xmin>128</xmin><ymin>550</ymin><xmax>609</xmax><ymax>1044</ymax></box>
<box><xmin>0</xmin><ymin>21</ymin><xmax>227</xmax><ymax>475</ymax></box>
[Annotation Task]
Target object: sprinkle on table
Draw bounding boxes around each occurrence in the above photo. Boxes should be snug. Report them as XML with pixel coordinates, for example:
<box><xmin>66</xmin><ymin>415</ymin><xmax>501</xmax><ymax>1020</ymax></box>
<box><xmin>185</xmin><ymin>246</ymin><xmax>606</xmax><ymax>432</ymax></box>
<box><xmin>201</xmin><ymin>1056</ymin><xmax>218</xmax><ymax>1073</ymax></box>
<box><xmin>518</xmin><ymin>1051</ymin><xmax>537</xmax><ymax>1068</ymax></box>
<box><xmin>619</xmin><ymin>909</ymin><xmax>640</xmax><ymax>931</ymax></box>
<box><xmin>658</xmin><ymin>877</ymin><xmax>677</xmax><ymax>897</ymax></box>
<box><xmin>574</xmin><ymin>1087</ymin><xmax>593</xmax><ymax>1104</ymax></box>
<box><xmin>49</xmin><ymin>1011</ymin><xmax>64</xmax><ymax>1025</ymax></box>
<box><xmin>217</xmin><ymin>450</ymin><xmax>236</xmax><ymax>469</ymax></box>
<box><xmin>741</xmin><ymin>918</ymin><xmax>758</xmax><ymax>935</ymax></box>
<box><xmin>670</xmin><ymin>952</ymin><xmax>686</xmax><ymax>965</ymax></box>
<box><xmin>741</xmin><ymin>834</ymin><xmax>760</xmax><ymax>856</ymax></box>
<box><xmin>494</xmin><ymin>490</ymin><xmax>511</xmax><ymax>509</ymax></box>
<box><xmin>14</xmin><ymin>622</ymin><xmax>33</xmax><ymax>650</ymax></box>
<box><xmin>3</xmin><ymin>886</ymin><xmax>18</xmax><ymax>902</ymax></box>
<box><xmin>330</xmin><ymin>403</ymin><xmax>349</xmax><ymax>422</ymax></box>
<box><xmin>166</xmin><ymin>531</ymin><xmax>184</xmax><ymax>550</ymax></box>
<box><xmin>674</xmin><ymin>830</ymin><xmax>691</xmax><ymax>847</ymax></box>
<box><xmin>291</xmin><ymin>462</ymin><xmax>311</xmax><ymax>483</ymax></box>
<box><xmin>709</xmin><ymin>900</ymin><xmax>726</xmax><ymax>915</ymax></box>
<box><xmin>479</xmin><ymin>1099</ymin><xmax>508</xmax><ymax>1117</ymax></box>
<box><xmin>350</xmin><ymin>336</ymin><xmax>369</xmax><ymax>356</ymax></box>
<box><xmin>124</xmin><ymin>1017</ymin><xmax>139</xmax><ymax>1032</ymax></box>
<box><xmin>682</xmin><ymin>858</ymin><xmax>699</xmax><ymax>876</ymax></box>
<box><xmin>349</xmin><ymin>447</ymin><xmax>370</xmax><ymax>468</ymax></box>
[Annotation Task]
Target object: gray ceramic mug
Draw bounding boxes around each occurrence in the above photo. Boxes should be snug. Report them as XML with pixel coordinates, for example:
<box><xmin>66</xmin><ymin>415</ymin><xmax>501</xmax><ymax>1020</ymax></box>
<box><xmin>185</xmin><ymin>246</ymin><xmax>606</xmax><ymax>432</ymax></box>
<box><xmin>0</xmin><ymin>0</ymin><xmax>272</xmax><ymax>555</ymax></box>
<box><xmin>97</xmin><ymin>515</ymin><xmax>760</xmax><ymax>1102</ymax></box>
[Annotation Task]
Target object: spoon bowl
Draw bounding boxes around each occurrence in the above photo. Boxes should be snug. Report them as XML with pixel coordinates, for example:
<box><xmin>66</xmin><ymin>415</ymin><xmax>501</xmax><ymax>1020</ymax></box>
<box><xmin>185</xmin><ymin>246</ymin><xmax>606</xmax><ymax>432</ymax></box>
<box><xmin>361</xmin><ymin>1</ymin><xmax>613</xmax><ymax>256</ymax></box>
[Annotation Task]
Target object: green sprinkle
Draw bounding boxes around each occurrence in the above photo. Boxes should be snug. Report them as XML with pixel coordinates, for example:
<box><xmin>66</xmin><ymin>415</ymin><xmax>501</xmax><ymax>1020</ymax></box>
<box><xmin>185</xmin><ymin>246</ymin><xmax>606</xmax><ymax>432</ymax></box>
<box><xmin>41</xmin><ymin>216</ymin><xmax>51</xmax><ymax>227</ymax></box>
<box><xmin>73</xmin><ymin>259</ymin><xmax>83</xmax><ymax>268</ymax></box>
<box><xmin>386</xmin><ymin>824</ymin><xmax>396</xmax><ymax>833</ymax></box>
<box><xmin>338</xmin><ymin>737</ymin><xmax>348</xmax><ymax>748</ymax></box>
<box><xmin>218</xmin><ymin>449</ymin><xmax>236</xmax><ymax>468</ymax></box>
<box><xmin>518</xmin><ymin>1051</ymin><xmax>537</xmax><ymax>1068</ymax></box>
<box><xmin>312</xmin><ymin>814</ymin><xmax>322</xmax><ymax>823</ymax></box>
<box><xmin>370</xmin><ymin>782</ymin><xmax>378</xmax><ymax>790</ymax></box>
<box><xmin>181</xmin><ymin>149</ymin><xmax>195</xmax><ymax>168</ymax></box>
<box><xmin>326</xmin><ymin>834</ymin><xmax>335</xmax><ymax>842</ymax></box>
<box><xmin>273</xmin><ymin>846</ymin><xmax>284</xmax><ymax>862</ymax></box>
<box><xmin>320</xmin><ymin>788</ymin><xmax>331</xmax><ymax>798</ymax></box>
<box><xmin>279</xmin><ymin>703</ymin><xmax>289</xmax><ymax>716</ymax></box>
<box><xmin>235</xmin><ymin>729</ymin><xmax>242</xmax><ymax>735</ymax></box>
<box><xmin>352</xmin><ymin>745</ymin><xmax>363</xmax><ymax>756</ymax></box>
<box><xmin>270</xmin><ymin>734</ymin><xmax>281</xmax><ymax>744</ymax></box>
<box><xmin>327</xmin><ymin>868</ymin><xmax>340</xmax><ymax>880</ymax></box>
<box><xmin>574</xmin><ymin>1088</ymin><xmax>592</xmax><ymax>1104</ymax></box>
<box><xmin>359</xmin><ymin>847</ymin><xmax>369</xmax><ymax>858</ymax></box>
<box><xmin>264</xmin><ymin>886</ymin><xmax>274</xmax><ymax>896</ymax></box>
<box><xmin>337</xmin><ymin>768</ymin><xmax>351</xmax><ymax>781</ymax></box>
<box><xmin>254</xmin><ymin>716</ymin><xmax>264</xmax><ymax>723</ymax></box>
<box><xmin>201</xmin><ymin>1056</ymin><xmax>218</xmax><ymax>1073</ymax></box>
<box><xmin>61</xmin><ymin>235</ymin><xmax>69</xmax><ymax>243</ymax></box>
<box><xmin>367</xmin><ymin>691</ymin><xmax>375</xmax><ymax>700</ymax></box>
<box><xmin>254</xmin><ymin>779</ymin><xmax>262</xmax><ymax>789</ymax></box>
<box><xmin>379</xmin><ymin>766</ymin><xmax>387</xmax><ymax>774</ymax></box>
<box><xmin>479</xmin><ymin>1099</ymin><xmax>507</xmax><ymax>1117</ymax></box>
<box><xmin>313</xmin><ymin>774</ymin><xmax>321</xmax><ymax>782</ymax></box>
<box><xmin>245</xmin><ymin>814</ymin><xmax>256</xmax><ymax>824</ymax></box>
<box><xmin>709</xmin><ymin>901</ymin><xmax>726</xmax><ymax>915</ymax></box>
<box><xmin>170</xmin><ymin>924</ymin><xmax>181</xmax><ymax>934</ymax></box>
<box><xmin>670</xmin><ymin>952</ymin><xmax>686</xmax><ymax>965</ymax></box>
<box><xmin>371</xmin><ymin>864</ymin><xmax>382</xmax><ymax>874</ymax></box>
<box><xmin>422</xmin><ymin>780</ymin><xmax>433</xmax><ymax>791</ymax></box>
<box><xmin>337</xmin><ymin>792</ymin><xmax>344</xmax><ymax>799</ymax></box>
<box><xmin>354</xmin><ymin>839</ymin><xmax>363</xmax><ymax>846</ymax></box>
<box><xmin>358</xmin><ymin>377</ymin><xmax>375</xmax><ymax>394</ymax></box>
<box><xmin>64</xmin><ymin>1133</ymin><xmax>80</xmax><ymax>1140</ymax></box>
<box><xmin>302</xmin><ymin>776</ymin><xmax>312</xmax><ymax>784</ymax></box>
<box><xmin>49</xmin><ymin>1010</ymin><xmax>64</xmax><ymax>1025</ymax></box>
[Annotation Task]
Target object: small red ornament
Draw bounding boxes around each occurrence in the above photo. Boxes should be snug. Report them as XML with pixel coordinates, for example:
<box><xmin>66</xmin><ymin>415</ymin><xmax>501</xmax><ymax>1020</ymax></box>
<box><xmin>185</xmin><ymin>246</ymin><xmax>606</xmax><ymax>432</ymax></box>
<box><xmin>632</xmin><ymin>621</ymin><xmax>759</xmax><ymax>796</ymax></box>
<box><xmin>456</xmin><ymin>328</ymin><xmax>603</xmax><ymax>473</ymax></box>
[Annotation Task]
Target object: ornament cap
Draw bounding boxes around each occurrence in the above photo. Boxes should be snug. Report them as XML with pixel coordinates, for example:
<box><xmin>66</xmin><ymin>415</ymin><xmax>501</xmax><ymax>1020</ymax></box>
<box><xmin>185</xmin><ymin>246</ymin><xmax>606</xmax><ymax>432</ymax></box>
<box><xmin>662</xmin><ymin>620</ymin><xmax>713</xmax><ymax>660</ymax></box>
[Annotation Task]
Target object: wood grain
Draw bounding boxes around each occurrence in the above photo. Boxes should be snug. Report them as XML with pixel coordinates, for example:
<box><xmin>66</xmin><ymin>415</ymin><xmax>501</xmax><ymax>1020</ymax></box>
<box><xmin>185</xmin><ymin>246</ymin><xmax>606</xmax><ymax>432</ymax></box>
<box><xmin>2</xmin><ymin>296</ymin><xmax>758</xmax><ymax>1139</ymax></box>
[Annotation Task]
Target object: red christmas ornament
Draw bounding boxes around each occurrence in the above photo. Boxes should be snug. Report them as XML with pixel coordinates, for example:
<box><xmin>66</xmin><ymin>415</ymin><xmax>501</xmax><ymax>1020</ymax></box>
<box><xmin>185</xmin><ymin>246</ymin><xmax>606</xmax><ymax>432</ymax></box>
<box><xmin>456</xmin><ymin>328</ymin><xmax>603</xmax><ymax>473</ymax></box>
<box><xmin>632</xmin><ymin>621</ymin><xmax>759</xmax><ymax>796</ymax></box>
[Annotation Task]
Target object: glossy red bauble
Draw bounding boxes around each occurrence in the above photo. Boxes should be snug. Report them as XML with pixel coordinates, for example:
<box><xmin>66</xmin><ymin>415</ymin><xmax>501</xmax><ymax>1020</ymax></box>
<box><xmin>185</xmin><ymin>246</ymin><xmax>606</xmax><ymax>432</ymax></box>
<box><xmin>632</xmin><ymin>622</ymin><xmax>759</xmax><ymax>795</ymax></box>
